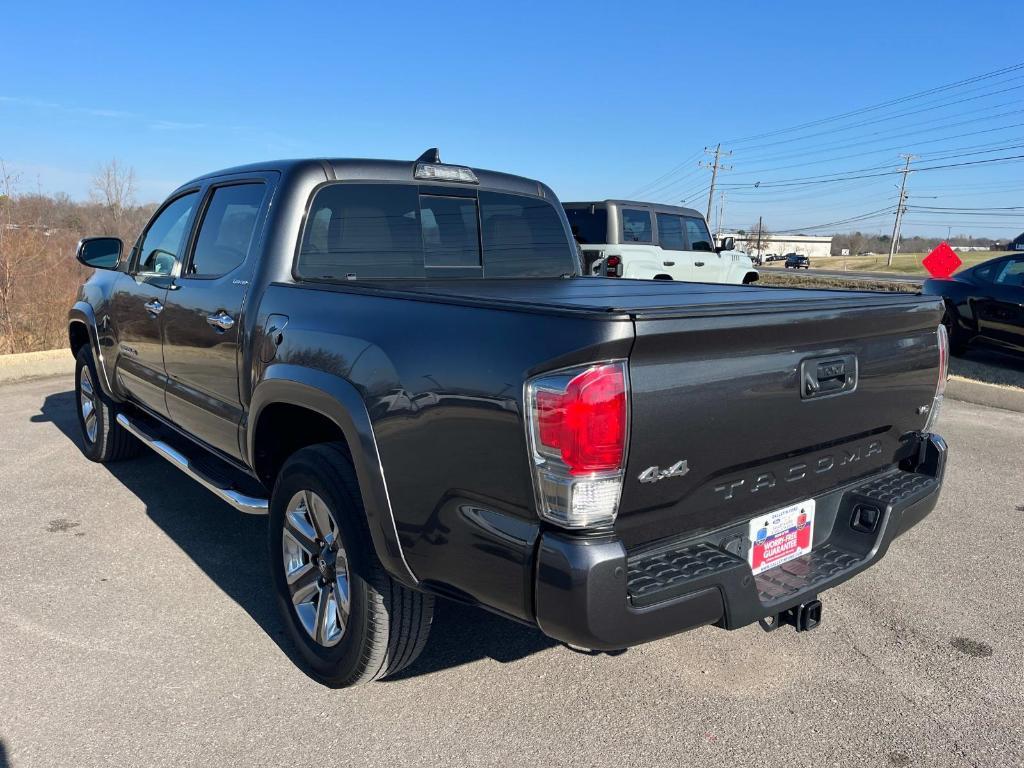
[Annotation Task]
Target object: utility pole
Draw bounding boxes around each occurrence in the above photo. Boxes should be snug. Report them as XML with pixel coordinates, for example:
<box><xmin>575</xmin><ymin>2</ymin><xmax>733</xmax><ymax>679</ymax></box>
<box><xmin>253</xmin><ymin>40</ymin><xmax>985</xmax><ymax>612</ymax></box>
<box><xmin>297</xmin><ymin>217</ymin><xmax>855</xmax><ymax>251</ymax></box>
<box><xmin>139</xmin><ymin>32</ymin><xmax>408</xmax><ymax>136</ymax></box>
<box><xmin>755</xmin><ymin>215</ymin><xmax>763</xmax><ymax>259</ymax></box>
<box><xmin>887</xmin><ymin>154</ymin><xmax>915</xmax><ymax>266</ymax></box>
<box><xmin>700</xmin><ymin>143</ymin><xmax>732</xmax><ymax>224</ymax></box>
<box><xmin>715</xmin><ymin>191</ymin><xmax>727</xmax><ymax>236</ymax></box>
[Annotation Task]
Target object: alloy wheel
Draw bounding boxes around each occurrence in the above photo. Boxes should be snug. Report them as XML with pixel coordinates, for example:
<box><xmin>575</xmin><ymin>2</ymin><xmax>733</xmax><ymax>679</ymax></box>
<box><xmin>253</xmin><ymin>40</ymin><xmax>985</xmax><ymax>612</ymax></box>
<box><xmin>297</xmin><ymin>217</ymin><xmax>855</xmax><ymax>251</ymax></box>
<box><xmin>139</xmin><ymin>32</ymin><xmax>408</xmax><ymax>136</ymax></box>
<box><xmin>281</xmin><ymin>490</ymin><xmax>351</xmax><ymax>647</ymax></box>
<box><xmin>79</xmin><ymin>367</ymin><xmax>98</xmax><ymax>444</ymax></box>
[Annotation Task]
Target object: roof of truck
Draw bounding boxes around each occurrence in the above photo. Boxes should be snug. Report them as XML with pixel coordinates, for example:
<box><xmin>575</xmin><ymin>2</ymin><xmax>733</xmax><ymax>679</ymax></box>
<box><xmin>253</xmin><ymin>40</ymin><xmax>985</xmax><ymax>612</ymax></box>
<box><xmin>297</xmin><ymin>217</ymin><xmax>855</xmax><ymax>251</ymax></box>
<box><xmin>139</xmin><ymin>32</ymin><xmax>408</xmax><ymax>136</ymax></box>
<box><xmin>183</xmin><ymin>156</ymin><xmax>552</xmax><ymax>199</ymax></box>
<box><xmin>563</xmin><ymin>200</ymin><xmax>705</xmax><ymax>219</ymax></box>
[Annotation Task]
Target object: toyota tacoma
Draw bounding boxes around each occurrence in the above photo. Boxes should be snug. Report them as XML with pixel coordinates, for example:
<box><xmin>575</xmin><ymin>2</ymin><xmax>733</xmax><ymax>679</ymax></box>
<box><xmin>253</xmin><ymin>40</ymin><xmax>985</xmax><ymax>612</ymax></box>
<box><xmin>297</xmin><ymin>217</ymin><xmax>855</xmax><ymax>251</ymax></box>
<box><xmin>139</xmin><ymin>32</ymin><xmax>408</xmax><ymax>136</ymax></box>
<box><xmin>69</xmin><ymin>150</ymin><xmax>949</xmax><ymax>686</ymax></box>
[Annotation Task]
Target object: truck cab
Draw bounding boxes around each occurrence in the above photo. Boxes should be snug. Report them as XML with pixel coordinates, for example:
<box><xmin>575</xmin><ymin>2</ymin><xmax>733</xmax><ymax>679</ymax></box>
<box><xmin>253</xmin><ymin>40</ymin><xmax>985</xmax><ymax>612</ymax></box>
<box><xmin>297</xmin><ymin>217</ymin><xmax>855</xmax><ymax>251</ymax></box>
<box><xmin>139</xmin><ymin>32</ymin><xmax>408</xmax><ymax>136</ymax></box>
<box><xmin>564</xmin><ymin>200</ymin><xmax>758</xmax><ymax>284</ymax></box>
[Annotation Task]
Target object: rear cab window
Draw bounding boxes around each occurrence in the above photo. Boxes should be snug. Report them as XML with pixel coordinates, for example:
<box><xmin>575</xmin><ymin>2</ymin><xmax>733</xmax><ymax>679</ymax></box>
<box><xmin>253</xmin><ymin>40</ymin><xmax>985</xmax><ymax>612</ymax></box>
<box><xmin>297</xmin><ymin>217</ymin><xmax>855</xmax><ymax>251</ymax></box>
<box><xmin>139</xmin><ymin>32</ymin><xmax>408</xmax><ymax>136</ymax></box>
<box><xmin>295</xmin><ymin>183</ymin><xmax>576</xmax><ymax>280</ymax></box>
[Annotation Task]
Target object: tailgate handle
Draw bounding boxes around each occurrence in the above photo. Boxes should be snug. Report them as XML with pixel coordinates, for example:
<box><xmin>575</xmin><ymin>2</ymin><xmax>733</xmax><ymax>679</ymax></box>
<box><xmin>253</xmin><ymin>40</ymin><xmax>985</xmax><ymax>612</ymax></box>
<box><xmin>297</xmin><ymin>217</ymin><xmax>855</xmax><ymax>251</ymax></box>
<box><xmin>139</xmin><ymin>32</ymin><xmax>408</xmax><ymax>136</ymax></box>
<box><xmin>800</xmin><ymin>355</ymin><xmax>857</xmax><ymax>400</ymax></box>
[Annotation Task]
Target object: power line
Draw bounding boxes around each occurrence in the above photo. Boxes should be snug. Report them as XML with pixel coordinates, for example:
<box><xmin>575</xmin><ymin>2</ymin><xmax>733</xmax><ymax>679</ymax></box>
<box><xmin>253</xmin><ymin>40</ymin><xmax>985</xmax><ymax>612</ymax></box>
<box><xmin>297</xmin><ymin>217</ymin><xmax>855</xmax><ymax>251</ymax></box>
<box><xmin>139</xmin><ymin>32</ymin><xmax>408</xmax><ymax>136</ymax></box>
<box><xmin>721</xmin><ymin>152</ymin><xmax>1024</xmax><ymax>190</ymax></box>
<box><xmin>628</xmin><ymin>150</ymin><xmax>703</xmax><ymax>198</ymax></box>
<box><xmin>721</xmin><ymin>61</ymin><xmax>1024</xmax><ymax>146</ymax></box>
<box><xmin>730</xmin><ymin>98</ymin><xmax>1024</xmax><ymax>165</ymax></box>
<box><xmin>727</xmin><ymin>114</ymin><xmax>1024</xmax><ymax>176</ymax></box>
<box><xmin>772</xmin><ymin>206</ymin><xmax>898</xmax><ymax>234</ymax></box>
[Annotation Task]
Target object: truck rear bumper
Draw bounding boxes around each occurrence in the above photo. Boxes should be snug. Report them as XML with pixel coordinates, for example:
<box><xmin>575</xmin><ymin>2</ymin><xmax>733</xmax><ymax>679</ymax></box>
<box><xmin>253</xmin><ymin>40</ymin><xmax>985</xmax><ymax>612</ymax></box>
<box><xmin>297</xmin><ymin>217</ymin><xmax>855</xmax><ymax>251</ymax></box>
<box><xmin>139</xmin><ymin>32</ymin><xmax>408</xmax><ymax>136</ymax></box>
<box><xmin>534</xmin><ymin>433</ymin><xmax>946</xmax><ymax>650</ymax></box>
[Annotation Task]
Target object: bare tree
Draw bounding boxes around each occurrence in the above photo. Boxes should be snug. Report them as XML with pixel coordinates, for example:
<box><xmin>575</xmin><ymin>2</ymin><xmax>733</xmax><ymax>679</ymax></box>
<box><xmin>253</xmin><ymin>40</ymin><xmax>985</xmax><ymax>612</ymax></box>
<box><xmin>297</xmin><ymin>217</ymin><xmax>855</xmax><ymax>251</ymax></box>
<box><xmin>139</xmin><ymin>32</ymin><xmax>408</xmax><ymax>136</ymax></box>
<box><xmin>91</xmin><ymin>158</ymin><xmax>137</xmax><ymax>240</ymax></box>
<box><xmin>0</xmin><ymin>161</ymin><xmax>19</xmax><ymax>352</ymax></box>
<box><xmin>748</xmin><ymin>220</ymin><xmax>771</xmax><ymax>258</ymax></box>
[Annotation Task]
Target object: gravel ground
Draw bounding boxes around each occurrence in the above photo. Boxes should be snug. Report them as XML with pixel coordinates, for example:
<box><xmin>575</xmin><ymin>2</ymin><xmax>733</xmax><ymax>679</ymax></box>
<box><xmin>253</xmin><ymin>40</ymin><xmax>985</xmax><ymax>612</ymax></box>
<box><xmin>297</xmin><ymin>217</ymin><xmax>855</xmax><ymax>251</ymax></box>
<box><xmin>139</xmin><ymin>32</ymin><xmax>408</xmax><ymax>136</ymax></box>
<box><xmin>0</xmin><ymin>376</ymin><xmax>1022</xmax><ymax>768</ymax></box>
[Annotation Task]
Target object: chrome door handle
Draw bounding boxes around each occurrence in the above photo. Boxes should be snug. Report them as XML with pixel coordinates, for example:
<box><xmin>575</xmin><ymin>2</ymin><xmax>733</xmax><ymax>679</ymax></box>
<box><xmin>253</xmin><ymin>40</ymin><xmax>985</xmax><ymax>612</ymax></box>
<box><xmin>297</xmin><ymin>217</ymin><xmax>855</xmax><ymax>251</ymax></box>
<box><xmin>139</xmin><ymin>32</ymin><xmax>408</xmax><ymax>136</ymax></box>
<box><xmin>144</xmin><ymin>300</ymin><xmax>164</xmax><ymax>315</ymax></box>
<box><xmin>206</xmin><ymin>311</ymin><xmax>236</xmax><ymax>331</ymax></box>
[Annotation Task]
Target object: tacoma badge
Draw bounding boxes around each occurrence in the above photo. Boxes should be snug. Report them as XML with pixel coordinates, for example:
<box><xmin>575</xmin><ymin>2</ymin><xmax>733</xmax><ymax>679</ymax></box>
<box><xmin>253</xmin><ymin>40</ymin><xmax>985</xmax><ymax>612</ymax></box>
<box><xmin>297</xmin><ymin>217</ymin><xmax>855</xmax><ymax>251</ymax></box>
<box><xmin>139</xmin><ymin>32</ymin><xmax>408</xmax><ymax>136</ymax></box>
<box><xmin>639</xmin><ymin>460</ymin><xmax>689</xmax><ymax>484</ymax></box>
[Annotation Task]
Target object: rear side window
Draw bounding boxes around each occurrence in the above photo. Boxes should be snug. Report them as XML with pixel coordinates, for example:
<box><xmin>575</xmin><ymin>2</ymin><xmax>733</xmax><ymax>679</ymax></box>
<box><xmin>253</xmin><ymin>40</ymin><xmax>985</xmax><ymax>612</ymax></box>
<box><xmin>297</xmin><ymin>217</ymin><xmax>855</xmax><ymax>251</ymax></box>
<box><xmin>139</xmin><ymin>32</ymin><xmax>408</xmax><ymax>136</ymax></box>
<box><xmin>480</xmin><ymin>192</ymin><xmax>575</xmax><ymax>277</ymax></box>
<box><xmin>296</xmin><ymin>184</ymin><xmax>574</xmax><ymax>280</ymax></box>
<box><xmin>297</xmin><ymin>184</ymin><xmax>424</xmax><ymax>279</ymax></box>
<box><xmin>187</xmin><ymin>183</ymin><xmax>265</xmax><ymax>277</ymax></box>
<box><xmin>565</xmin><ymin>206</ymin><xmax>608</xmax><ymax>244</ymax></box>
<box><xmin>683</xmin><ymin>217</ymin><xmax>713</xmax><ymax>251</ymax></box>
<box><xmin>622</xmin><ymin>209</ymin><xmax>652</xmax><ymax>243</ymax></box>
<box><xmin>656</xmin><ymin>213</ymin><xmax>686</xmax><ymax>250</ymax></box>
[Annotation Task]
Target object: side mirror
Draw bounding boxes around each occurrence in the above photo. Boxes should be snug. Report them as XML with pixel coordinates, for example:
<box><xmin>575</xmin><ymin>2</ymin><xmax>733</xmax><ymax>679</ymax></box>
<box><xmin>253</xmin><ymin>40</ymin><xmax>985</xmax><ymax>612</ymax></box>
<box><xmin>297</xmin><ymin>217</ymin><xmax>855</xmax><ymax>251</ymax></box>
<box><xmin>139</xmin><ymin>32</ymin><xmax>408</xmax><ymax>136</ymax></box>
<box><xmin>717</xmin><ymin>236</ymin><xmax>735</xmax><ymax>253</ymax></box>
<box><xmin>76</xmin><ymin>237</ymin><xmax>123</xmax><ymax>270</ymax></box>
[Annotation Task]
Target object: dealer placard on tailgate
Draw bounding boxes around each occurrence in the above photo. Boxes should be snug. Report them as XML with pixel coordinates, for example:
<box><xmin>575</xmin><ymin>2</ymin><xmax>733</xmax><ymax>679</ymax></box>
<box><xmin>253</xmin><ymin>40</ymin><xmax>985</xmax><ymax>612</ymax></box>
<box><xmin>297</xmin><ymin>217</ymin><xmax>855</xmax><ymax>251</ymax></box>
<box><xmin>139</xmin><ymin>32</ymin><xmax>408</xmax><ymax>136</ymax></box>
<box><xmin>748</xmin><ymin>500</ymin><xmax>815</xmax><ymax>575</ymax></box>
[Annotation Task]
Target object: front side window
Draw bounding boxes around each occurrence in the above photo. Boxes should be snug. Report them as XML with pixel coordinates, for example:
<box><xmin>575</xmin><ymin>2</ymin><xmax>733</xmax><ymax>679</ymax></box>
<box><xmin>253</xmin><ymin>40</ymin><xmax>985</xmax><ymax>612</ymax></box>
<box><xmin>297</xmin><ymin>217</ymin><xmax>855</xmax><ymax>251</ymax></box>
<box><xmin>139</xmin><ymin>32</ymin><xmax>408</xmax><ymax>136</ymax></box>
<box><xmin>656</xmin><ymin>213</ymin><xmax>686</xmax><ymax>250</ymax></box>
<box><xmin>420</xmin><ymin>195</ymin><xmax>480</xmax><ymax>268</ymax></box>
<box><xmin>994</xmin><ymin>257</ymin><xmax>1024</xmax><ymax>287</ymax></box>
<box><xmin>622</xmin><ymin>209</ymin><xmax>652</xmax><ymax>243</ymax></box>
<box><xmin>565</xmin><ymin>206</ymin><xmax>608</xmax><ymax>245</ymax></box>
<box><xmin>187</xmin><ymin>183</ymin><xmax>265</xmax><ymax>277</ymax></box>
<box><xmin>135</xmin><ymin>192</ymin><xmax>198</xmax><ymax>275</ymax></box>
<box><xmin>683</xmin><ymin>217</ymin><xmax>713</xmax><ymax>252</ymax></box>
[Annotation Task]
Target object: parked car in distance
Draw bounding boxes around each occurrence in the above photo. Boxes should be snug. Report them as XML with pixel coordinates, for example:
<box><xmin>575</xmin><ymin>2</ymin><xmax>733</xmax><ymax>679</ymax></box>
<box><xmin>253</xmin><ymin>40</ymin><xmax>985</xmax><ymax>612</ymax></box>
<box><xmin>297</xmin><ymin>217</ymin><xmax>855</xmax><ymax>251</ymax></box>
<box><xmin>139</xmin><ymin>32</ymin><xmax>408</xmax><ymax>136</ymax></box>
<box><xmin>563</xmin><ymin>200</ymin><xmax>758</xmax><ymax>284</ymax></box>
<box><xmin>785</xmin><ymin>254</ymin><xmax>811</xmax><ymax>269</ymax></box>
<box><xmin>922</xmin><ymin>252</ymin><xmax>1024</xmax><ymax>355</ymax></box>
<box><xmin>764</xmin><ymin>253</ymin><xmax>783</xmax><ymax>262</ymax></box>
<box><xmin>69</xmin><ymin>150</ymin><xmax>948</xmax><ymax>687</ymax></box>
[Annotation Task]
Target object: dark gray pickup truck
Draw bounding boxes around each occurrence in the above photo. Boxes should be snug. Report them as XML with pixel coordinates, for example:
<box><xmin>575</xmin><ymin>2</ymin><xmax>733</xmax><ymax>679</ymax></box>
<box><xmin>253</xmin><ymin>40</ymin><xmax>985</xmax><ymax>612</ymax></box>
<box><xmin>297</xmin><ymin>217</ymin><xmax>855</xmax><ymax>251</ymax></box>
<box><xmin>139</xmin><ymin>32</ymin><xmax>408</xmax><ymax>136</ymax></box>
<box><xmin>69</xmin><ymin>150</ymin><xmax>949</xmax><ymax>687</ymax></box>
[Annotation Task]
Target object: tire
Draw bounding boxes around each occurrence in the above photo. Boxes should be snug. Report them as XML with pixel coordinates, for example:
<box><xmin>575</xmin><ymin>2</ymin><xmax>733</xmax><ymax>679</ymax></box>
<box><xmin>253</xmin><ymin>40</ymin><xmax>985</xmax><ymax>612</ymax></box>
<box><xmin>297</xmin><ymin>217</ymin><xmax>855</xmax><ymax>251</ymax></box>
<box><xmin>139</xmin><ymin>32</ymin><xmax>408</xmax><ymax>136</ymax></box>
<box><xmin>75</xmin><ymin>345</ymin><xmax>143</xmax><ymax>462</ymax></box>
<box><xmin>269</xmin><ymin>442</ymin><xmax>434</xmax><ymax>687</ymax></box>
<box><xmin>942</xmin><ymin>308</ymin><xmax>969</xmax><ymax>356</ymax></box>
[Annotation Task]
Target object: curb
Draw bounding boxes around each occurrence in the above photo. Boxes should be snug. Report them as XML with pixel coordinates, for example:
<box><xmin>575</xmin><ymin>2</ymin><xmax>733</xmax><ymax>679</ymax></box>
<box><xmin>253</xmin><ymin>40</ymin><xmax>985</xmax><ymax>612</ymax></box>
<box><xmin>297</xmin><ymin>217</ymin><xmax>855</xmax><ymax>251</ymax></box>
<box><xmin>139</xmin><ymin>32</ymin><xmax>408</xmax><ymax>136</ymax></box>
<box><xmin>946</xmin><ymin>375</ymin><xmax>1024</xmax><ymax>414</ymax></box>
<box><xmin>0</xmin><ymin>349</ymin><xmax>74</xmax><ymax>385</ymax></box>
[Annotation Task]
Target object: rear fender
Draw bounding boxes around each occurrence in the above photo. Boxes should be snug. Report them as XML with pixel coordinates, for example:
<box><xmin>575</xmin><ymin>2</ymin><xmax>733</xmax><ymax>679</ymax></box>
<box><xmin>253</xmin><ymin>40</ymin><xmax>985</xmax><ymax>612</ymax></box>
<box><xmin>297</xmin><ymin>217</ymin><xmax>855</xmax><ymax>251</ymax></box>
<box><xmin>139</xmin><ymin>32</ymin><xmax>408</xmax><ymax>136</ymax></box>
<box><xmin>248</xmin><ymin>364</ymin><xmax>417</xmax><ymax>587</ymax></box>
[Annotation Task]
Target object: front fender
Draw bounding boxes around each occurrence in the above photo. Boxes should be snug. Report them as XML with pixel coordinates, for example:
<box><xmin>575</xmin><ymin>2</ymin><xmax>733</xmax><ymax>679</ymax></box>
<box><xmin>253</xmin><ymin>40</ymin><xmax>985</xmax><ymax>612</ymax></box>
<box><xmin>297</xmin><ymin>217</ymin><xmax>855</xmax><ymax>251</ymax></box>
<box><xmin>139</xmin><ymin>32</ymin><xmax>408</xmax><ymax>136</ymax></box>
<box><xmin>68</xmin><ymin>301</ymin><xmax>120</xmax><ymax>400</ymax></box>
<box><xmin>248</xmin><ymin>364</ymin><xmax>417</xmax><ymax>587</ymax></box>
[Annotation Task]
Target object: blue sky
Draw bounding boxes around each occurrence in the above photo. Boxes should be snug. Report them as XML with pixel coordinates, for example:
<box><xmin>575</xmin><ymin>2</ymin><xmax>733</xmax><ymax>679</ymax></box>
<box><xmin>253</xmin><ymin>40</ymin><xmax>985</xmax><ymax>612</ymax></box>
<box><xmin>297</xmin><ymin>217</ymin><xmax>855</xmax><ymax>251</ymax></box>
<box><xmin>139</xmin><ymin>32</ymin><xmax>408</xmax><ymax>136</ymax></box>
<box><xmin>3</xmin><ymin>0</ymin><xmax>1023</xmax><ymax>237</ymax></box>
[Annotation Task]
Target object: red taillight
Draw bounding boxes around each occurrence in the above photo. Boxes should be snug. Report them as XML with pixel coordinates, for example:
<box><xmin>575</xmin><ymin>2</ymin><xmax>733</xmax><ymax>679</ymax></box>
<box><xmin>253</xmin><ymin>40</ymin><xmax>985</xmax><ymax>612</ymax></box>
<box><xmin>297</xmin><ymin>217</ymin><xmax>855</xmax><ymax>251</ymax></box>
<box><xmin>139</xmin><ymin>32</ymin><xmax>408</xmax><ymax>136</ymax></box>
<box><xmin>605</xmin><ymin>255</ymin><xmax>621</xmax><ymax>277</ymax></box>
<box><xmin>535</xmin><ymin>364</ymin><xmax>626</xmax><ymax>475</ymax></box>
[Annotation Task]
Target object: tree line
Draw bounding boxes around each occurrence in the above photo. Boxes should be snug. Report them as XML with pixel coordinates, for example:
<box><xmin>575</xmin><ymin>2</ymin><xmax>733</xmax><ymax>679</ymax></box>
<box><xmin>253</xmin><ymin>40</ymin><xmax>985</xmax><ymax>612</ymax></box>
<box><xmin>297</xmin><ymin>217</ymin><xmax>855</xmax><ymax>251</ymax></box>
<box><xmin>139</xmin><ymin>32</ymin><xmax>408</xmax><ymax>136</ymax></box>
<box><xmin>0</xmin><ymin>160</ymin><xmax>155</xmax><ymax>353</ymax></box>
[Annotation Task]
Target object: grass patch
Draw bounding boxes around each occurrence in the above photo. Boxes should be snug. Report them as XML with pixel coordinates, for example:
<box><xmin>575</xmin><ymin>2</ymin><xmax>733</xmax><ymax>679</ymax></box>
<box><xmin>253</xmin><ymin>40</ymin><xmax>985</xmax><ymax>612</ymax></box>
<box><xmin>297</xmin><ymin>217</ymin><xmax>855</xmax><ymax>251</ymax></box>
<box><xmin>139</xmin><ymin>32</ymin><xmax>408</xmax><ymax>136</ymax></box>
<box><xmin>763</xmin><ymin>251</ymin><xmax>1008</xmax><ymax>276</ymax></box>
<box><xmin>756</xmin><ymin>271</ymin><xmax>919</xmax><ymax>293</ymax></box>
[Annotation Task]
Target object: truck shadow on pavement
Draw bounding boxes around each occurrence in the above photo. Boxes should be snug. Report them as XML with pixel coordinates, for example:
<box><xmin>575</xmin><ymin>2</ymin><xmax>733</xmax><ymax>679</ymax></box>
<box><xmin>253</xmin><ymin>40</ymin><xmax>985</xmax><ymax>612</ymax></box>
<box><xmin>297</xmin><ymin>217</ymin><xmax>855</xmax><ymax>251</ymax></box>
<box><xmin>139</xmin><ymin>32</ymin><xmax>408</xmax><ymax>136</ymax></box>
<box><xmin>33</xmin><ymin>390</ymin><xmax>557</xmax><ymax>684</ymax></box>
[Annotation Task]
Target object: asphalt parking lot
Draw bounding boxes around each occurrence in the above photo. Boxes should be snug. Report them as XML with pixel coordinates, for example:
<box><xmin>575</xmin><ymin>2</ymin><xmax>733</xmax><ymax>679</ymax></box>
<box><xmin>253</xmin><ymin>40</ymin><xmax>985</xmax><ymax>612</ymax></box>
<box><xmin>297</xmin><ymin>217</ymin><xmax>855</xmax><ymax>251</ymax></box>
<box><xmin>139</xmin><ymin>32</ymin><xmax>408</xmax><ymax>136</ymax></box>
<box><xmin>1</xmin><ymin>376</ymin><xmax>1022</xmax><ymax>768</ymax></box>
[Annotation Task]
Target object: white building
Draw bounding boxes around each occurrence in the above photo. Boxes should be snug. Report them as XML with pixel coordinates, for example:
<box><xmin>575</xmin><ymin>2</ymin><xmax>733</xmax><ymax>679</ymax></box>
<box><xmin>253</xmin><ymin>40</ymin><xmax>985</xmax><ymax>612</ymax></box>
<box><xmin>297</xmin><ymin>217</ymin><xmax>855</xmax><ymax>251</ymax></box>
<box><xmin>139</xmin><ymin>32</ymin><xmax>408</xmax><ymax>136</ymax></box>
<box><xmin>723</xmin><ymin>233</ymin><xmax>834</xmax><ymax>260</ymax></box>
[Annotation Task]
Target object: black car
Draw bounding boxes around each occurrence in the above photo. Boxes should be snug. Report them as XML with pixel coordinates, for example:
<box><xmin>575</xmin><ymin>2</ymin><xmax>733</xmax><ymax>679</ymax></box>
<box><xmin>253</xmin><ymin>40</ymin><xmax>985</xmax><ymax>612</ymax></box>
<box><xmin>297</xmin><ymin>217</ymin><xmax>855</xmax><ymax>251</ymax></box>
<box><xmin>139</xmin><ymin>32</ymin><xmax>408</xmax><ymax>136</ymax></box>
<box><xmin>785</xmin><ymin>254</ymin><xmax>810</xmax><ymax>269</ymax></box>
<box><xmin>922</xmin><ymin>253</ymin><xmax>1024</xmax><ymax>355</ymax></box>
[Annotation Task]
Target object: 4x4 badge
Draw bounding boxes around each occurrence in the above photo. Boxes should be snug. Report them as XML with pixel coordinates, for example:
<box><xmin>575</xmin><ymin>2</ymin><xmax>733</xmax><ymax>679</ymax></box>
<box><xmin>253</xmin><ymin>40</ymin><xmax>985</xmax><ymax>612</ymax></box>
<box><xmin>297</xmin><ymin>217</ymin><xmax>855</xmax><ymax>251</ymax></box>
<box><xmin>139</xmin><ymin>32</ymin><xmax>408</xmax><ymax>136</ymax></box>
<box><xmin>638</xmin><ymin>460</ymin><xmax>689</xmax><ymax>484</ymax></box>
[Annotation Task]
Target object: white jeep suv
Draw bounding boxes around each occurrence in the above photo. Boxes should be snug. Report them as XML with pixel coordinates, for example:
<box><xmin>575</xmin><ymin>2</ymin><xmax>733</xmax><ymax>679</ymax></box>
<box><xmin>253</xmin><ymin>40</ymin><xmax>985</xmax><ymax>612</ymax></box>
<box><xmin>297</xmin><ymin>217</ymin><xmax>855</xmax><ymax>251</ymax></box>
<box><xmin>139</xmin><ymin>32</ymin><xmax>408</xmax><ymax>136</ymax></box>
<box><xmin>564</xmin><ymin>200</ymin><xmax>758</xmax><ymax>284</ymax></box>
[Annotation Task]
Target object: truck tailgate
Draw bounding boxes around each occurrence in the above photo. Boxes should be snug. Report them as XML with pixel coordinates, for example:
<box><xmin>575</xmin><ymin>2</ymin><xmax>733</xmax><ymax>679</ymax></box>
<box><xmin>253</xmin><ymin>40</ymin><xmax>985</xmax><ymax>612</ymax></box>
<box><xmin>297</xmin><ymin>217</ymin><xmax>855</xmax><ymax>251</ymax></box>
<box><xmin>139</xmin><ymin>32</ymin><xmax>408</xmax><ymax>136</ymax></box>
<box><xmin>617</xmin><ymin>294</ymin><xmax>944</xmax><ymax>548</ymax></box>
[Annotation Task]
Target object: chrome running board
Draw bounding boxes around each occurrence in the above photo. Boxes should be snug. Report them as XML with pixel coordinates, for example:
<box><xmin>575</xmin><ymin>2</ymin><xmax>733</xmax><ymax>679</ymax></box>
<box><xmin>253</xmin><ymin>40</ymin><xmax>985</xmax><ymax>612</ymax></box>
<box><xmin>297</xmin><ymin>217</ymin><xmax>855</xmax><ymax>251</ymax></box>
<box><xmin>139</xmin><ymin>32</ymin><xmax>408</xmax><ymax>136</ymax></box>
<box><xmin>116</xmin><ymin>413</ymin><xmax>269</xmax><ymax>515</ymax></box>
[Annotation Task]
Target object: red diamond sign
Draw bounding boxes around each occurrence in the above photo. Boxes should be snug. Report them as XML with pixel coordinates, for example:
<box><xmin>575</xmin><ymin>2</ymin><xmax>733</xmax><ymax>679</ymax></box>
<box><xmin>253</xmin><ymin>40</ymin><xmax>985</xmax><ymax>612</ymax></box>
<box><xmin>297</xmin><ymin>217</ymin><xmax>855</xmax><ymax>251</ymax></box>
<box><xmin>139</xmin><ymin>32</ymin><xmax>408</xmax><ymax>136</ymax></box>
<box><xmin>922</xmin><ymin>242</ymin><xmax>962</xmax><ymax>279</ymax></box>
